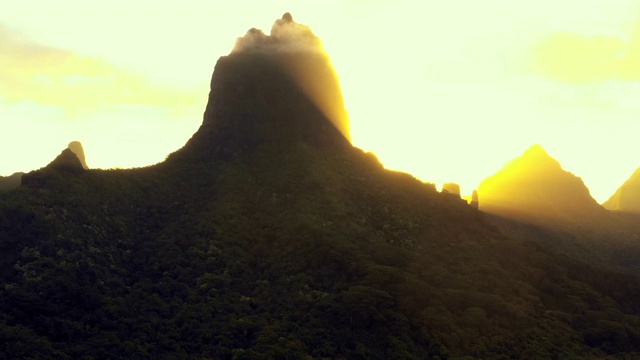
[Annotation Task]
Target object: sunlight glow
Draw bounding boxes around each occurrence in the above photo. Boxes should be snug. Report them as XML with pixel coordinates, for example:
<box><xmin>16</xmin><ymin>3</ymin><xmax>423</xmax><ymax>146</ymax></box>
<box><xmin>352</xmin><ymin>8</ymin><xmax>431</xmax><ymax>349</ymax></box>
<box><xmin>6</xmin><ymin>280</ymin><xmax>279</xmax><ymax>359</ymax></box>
<box><xmin>2</xmin><ymin>1</ymin><xmax>640</xmax><ymax>204</ymax></box>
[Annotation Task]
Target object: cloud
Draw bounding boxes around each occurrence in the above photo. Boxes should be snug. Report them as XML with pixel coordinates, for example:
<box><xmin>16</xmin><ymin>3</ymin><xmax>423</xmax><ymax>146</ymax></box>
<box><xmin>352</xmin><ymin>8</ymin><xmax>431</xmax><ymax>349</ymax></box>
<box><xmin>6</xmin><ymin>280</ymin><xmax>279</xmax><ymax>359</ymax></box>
<box><xmin>232</xmin><ymin>12</ymin><xmax>324</xmax><ymax>53</ymax></box>
<box><xmin>0</xmin><ymin>25</ymin><xmax>201</xmax><ymax>116</ymax></box>
<box><xmin>535</xmin><ymin>20</ymin><xmax>640</xmax><ymax>83</ymax></box>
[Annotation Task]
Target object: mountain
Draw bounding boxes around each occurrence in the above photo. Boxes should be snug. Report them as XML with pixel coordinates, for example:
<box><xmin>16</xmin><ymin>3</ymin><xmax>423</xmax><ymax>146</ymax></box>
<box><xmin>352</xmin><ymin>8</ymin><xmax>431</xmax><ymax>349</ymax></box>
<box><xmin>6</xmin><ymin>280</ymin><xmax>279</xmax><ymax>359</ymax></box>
<box><xmin>1</xmin><ymin>14</ymin><xmax>640</xmax><ymax>359</ymax></box>
<box><xmin>67</xmin><ymin>141</ymin><xmax>89</xmax><ymax>170</ymax></box>
<box><xmin>603</xmin><ymin>167</ymin><xmax>640</xmax><ymax>213</ymax></box>
<box><xmin>477</xmin><ymin>144</ymin><xmax>605</xmax><ymax>224</ymax></box>
<box><xmin>477</xmin><ymin>145</ymin><xmax>640</xmax><ymax>275</ymax></box>
<box><xmin>0</xmin><ymin>141</ymin><xmax>87</xmax><ymax>192</ymax></box>
<box><xmin>172</xmin><ymin>12</ymin><xmax>349</xmax><ymax>164</ymax></box>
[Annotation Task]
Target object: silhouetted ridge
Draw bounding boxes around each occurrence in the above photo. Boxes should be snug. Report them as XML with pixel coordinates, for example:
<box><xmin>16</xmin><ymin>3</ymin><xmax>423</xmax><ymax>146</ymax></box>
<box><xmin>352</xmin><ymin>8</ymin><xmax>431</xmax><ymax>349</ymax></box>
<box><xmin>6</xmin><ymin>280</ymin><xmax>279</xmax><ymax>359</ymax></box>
<box><xmin>0</xmin><ymin>142</ymin><xmax>86</xmax><ymax>191</ymax></box>
<box><xmin>5</xmin><ymin>13</ymin><xmax>640</xmax><ymax>360</ymax></box>
<box><xmin>21</xmin><ymin>148</ymin><xmax>85</xmax><ymax>189</ymax></box>
<box><xmin>171</xmin><ymin>13</ymin><xmax>350</xmax><ymax>162</ymax></box>
<box><xmin>45</xmin><ymin>148</ymin><xmax>85</xmax><ymax>173</ymax></box>
<box><xmin>478</xmin><ymin>144</ymin><xmax>604</xmax><ymax>222</ymax></box>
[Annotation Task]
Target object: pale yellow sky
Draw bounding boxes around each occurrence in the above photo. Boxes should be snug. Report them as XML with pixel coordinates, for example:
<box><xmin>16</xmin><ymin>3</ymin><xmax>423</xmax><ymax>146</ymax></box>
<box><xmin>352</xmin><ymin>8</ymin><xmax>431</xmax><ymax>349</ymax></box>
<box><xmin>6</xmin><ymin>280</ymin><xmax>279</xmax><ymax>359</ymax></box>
<box><xmin>2</xmin><ymin>0</ymin><xmax>640</xmax><ymax>203</ymax></box>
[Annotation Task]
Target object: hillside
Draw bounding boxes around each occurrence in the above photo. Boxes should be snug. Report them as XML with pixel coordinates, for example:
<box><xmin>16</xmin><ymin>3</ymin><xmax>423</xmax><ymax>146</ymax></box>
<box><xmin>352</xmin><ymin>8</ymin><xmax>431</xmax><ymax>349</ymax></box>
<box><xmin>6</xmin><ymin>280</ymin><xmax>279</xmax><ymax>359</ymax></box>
<box><xmin>477</xmin><ymin>145</ymin><xmax>640</xmax><ymax>275</ymax></box>
<box><xmin>1</xmin><ymin>13</ymin><xmax>640</xmax><ymax>359</ymax></box>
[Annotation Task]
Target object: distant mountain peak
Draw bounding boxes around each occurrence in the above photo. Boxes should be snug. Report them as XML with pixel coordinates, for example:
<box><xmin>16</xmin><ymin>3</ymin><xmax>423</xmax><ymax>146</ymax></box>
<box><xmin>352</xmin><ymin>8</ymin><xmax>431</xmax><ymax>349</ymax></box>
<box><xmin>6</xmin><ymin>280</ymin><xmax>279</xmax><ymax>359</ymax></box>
<box><xmin>514</xmin><ymin>144</ymin><xmax>563</xmax><ymax>174</ymax></box>
<box><xmin>478</xmin><ymin>145</ymin><xmax>603</xmax><ymax>222</ymax></box>
<box><xmin>67</xmin><ymin>141</ymin><xmax>89</xmax><ymax>169</ymax></box>
<box><xmin>46</xmin><ymin>148</ymin><xmax>85</xmax><ymax>173</ymax></box>
<box><xmin>603</xmin><ymin>166</ymin><xmax>640</xmax><ymax>212</ymax></box>
<box><xmin>523</xmin><ymin>144</ymin><xmax>550</xmax><ymax>159</ymax></box>
<box><xmin>172</xmin><ymin>13</ymin><xmax>350</xmax><ymax>162</ymax></box>
<box><xmin>526</xmin><ymin>144</ymin><xmax>546</xmax><ymax>153</ymax></box>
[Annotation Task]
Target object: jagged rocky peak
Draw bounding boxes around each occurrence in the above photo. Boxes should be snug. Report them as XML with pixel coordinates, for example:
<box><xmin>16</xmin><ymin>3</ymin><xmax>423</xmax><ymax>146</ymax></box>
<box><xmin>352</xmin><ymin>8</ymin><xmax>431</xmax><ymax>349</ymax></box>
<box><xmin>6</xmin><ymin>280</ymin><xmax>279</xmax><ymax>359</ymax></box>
<box><xmin>441</xmin><ymin>182</ymin><xmax>461</xmax><ymax>197</ymax></box>
<box><xmin>603</xmin><ymin>167</ymin><xmax>640</xmax><ymax>213</ymax></box>
<box><xmin>232</xmin><ymin>12</ymin><xmax>323</xmax><ymax>54</ymax></box>
<box><xmin>470</xmin><ymin>190</ymin><xmax>479</xmax><ymax>210</ymax></box>
<box><xmin>67</xmin><ymin>141</ymin><xmax>89</xmax><ymax>169</ymax></box>
<box><xmin>175</xmin><ymin>13</ymin><xmax>350</xmax><ymax>161</ymax></box>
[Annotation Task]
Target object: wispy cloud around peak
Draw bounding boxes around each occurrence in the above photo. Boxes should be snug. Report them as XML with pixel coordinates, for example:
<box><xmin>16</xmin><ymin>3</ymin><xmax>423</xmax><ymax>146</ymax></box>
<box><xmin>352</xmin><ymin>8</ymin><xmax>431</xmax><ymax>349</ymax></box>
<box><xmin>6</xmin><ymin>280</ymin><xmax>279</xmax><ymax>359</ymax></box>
<box><xmin>232</xmin><ymin>12</ymin><xmax>324</xmax><ymax>54</ymax></box>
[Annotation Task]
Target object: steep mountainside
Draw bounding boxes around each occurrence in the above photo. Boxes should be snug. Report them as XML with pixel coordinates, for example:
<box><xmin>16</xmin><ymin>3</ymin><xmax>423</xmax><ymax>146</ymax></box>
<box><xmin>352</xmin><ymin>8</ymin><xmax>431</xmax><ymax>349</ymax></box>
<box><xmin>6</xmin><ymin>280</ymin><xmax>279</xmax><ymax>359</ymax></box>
<box><xmin>604</xmin><ymin>167</ymin><xmax>640</xmax><ymax>213</ymax></box>
<box><xmin>478</xmin><ymin>146</ymin><xmax>640</xmax><ymax>275</ymax></box>
<box><xmin>67</xmin><ymin>141</ymin><xmax>89</xmax><ymax>170</ymax></box>
<box><xmin>1</xmin><ymin>14</ymin><xmax>640</xmax><ymax>359</ymax></box>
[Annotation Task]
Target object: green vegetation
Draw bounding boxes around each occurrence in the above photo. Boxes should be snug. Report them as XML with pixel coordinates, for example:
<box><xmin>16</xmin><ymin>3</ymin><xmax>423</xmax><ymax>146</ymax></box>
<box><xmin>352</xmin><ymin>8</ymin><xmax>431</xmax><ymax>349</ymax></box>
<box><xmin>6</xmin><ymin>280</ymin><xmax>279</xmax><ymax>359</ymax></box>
<box><xmin>1</xmin><ymin>139</ymin><xmax>640</xmax><ymax>359</ymax></box>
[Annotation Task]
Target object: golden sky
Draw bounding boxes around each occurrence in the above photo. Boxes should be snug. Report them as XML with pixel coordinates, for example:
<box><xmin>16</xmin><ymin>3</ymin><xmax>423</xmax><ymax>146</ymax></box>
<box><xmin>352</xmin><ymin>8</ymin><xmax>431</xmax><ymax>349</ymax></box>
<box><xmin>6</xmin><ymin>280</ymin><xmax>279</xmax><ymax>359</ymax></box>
<box><xmin>2</xmin><ymin>0</ymin><xmax>640</xmax><ymax>203</ymax></box>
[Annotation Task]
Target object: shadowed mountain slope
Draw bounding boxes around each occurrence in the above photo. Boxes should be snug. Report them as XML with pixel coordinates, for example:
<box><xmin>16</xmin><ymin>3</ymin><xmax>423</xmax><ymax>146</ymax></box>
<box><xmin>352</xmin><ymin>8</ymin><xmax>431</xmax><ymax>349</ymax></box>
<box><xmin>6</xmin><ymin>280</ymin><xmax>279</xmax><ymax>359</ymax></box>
<box><xmin>1</xmin><ymin>14</ymin><xmax>640</xmax><ymax>359</ymax></box>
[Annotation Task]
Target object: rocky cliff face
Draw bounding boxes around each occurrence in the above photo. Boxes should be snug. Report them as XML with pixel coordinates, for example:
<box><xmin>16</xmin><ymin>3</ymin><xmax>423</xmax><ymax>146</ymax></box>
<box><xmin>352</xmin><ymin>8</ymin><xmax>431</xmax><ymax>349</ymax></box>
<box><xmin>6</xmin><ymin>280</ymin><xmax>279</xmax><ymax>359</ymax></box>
<box><xmin>603</xmin><ymin>167</ymin><xmax>640</xmax><ymax>213</ymax></box>
<box><xmin>172</xmin><ymin>13</ymin><xmax>350</xmax><ymax>162</ymax></box>
<box><xmin>470</xmin><ymin>190</ymin><xmax>479</xmax><ymax>210</ymax></box>
<box><xmin>442</xmin><ymin>182</ymin><xmax>461</xmax><ymax>197</ymax></box>
<box><xmin>477</xmin><ymin>145</ymin><xmax>605</xmax><ymax>222</ymax></box>
<box><xmin>67</xmin><ymin>141</ymin><xmax>89</xmax><ymax>169</ymax></box>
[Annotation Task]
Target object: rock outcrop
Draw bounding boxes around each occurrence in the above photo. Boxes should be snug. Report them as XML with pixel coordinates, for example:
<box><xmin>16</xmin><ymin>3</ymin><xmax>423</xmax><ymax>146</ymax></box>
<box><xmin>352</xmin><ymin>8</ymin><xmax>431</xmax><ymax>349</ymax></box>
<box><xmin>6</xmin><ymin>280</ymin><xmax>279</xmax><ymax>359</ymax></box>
<box><xmin>172</xmin><ymin>13</ymin><xmax>350</xmax><ymax>162</ymax></box>
<box><xmin>470</xmin><ymin>190</ymin><xmax>479</xmax><ymax>210</ymax></box>
<box><xmin>67</xmin><ymin>141</ymin><xmax>89</xmax><ymax>169</ymax></box>
<box><xmin>45</xmin><ymin>148</ymin><xmax>86</xmax><ymax>173</ymax></box>
<box><xmin>442</xmin><ymin>182</ymin><xmax>461</xmax><ymax>197</ymax></box>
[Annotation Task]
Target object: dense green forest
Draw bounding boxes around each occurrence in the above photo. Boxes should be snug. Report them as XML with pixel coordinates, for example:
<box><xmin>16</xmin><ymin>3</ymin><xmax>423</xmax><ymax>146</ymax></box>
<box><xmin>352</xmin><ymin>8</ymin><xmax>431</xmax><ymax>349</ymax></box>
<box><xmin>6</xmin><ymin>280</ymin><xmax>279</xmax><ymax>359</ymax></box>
<box><xmin>2</xmin><ymin>19</ymin><xmax>640</xmax><ymax>358</ymax></box>
<box><xmin>2</xmin><ymin>139</ymin><xmax>640</xmax><ymax>359</ymax></box>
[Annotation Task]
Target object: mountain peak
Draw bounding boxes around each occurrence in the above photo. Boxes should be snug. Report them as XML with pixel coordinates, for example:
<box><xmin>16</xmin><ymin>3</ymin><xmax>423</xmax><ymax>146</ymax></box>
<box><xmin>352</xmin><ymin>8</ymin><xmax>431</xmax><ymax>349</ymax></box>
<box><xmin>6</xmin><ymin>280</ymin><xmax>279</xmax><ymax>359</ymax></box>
<box><xmin>518</xmin><ymin>144</ymin><xmax>562</xmax><ymax>173</ymax></box>
<box><xmin>46</xmin><ymin>148</ymin><xmax>85</xmax><ymax>173</ymax></box>
<box><xmin>173</xmin><ymin>14</ymin><xmax>350</xmax><ymax>162</ymax></box>
<box><xmin>232</xmin><ymin>12</ymin><xmax>323</xmax><ymax>54</ymax></box>
<box><xmin>478</xmin><ymin>145</ymin><xmax>603</xmax><ymax>222</ymax></box>
<box><xmin>523</xmin><ymin>144</ymin><xmax>548</xmax><ymax>157</ymax></box>
<box><xmin>67</xmin><ymin>141</ymin><xmax>89</xmax><ymax>169</ymax></box>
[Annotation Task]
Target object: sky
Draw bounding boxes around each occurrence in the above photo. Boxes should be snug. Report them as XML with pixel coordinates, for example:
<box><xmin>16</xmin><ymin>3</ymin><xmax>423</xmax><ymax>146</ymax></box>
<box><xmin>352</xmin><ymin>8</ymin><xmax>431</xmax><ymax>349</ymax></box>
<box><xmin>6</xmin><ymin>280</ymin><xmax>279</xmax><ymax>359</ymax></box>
<box><xmin>2</xmin><ymin>0</ymin><xmax>640</xmax><ymax>203</ymax></box>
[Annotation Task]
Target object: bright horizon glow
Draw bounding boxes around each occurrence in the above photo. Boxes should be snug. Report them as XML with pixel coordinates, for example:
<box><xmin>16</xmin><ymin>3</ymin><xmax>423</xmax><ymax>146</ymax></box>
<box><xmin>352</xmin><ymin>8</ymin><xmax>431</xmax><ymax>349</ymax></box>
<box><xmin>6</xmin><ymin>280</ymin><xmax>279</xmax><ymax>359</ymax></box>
<box><xmin>2</xmin><ymin>1</ymin><xmax>640</xmax><ymax>203</ymax></box>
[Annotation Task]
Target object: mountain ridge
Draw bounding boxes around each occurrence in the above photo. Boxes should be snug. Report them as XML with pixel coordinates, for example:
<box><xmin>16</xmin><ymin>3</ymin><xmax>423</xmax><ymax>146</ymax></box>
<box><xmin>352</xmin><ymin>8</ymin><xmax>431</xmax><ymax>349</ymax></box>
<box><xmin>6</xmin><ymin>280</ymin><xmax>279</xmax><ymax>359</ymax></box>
<box><xmin>1</xmin><ymin>13</ymin><xmax>640</xmax><ymax>359</ymax></box>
